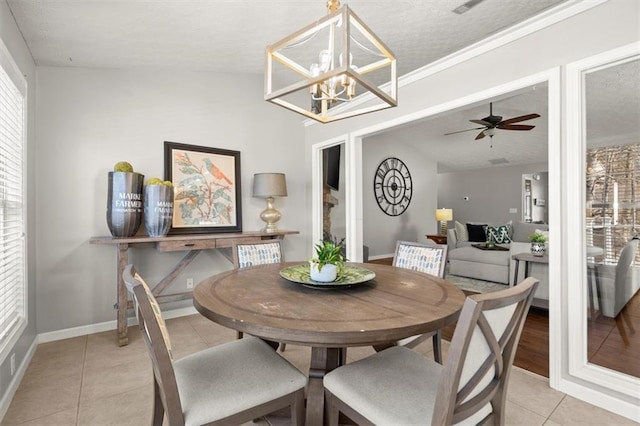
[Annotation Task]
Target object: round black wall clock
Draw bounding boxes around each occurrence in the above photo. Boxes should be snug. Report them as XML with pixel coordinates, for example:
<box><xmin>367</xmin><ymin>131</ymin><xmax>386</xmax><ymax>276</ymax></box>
<box><xmin>373</xmin><ymin>157</ymin><xmax>413</xmax><ymax>216</ymax></box>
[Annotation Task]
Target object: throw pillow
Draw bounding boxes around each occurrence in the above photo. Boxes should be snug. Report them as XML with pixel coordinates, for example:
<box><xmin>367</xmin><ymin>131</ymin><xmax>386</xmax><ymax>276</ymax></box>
<box><xmin>486</xmin><ymin>225</ymin><xmax>512</xmax><ymax>244</ymax></box>
<box><xmin>455</xmin><ymin>221</ymin><xmax>469</xmax><ymax>242</ymax></box>
<box><xmin>466</xmin><ymin>223</ymin><xmax>487</xmax><ymax>242</ymax></box>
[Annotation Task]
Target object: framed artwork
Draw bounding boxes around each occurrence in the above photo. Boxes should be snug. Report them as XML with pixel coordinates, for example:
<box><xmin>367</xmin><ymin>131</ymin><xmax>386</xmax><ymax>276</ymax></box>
<box><xmin>164</xmin><ymin>141</ymin><xmax>242</xmax><ymax>234</ymax></box>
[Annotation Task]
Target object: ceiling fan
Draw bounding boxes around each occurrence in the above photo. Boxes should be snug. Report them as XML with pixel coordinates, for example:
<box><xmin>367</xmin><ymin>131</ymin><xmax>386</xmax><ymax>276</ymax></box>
<box><xmin>445</xmin><ymin>102</ymin><xmax>540</xmax><ymax>140</ymax></box>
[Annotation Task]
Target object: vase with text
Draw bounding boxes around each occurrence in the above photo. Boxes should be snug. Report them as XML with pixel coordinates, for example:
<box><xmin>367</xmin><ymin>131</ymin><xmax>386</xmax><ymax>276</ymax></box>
<box><xmin>107</xmin><ymin>171</ymin><xmax>144</xmax><ymax>238</ymax></box>
<box><xmin>530</xmin><ymin>242</ymin><xmax>546</xmax><ymax>257</ymax></box>
<box><xmin>144</xmin><ymin>183</ymin><xmax>174</xmax><ymax>237</ymax></box>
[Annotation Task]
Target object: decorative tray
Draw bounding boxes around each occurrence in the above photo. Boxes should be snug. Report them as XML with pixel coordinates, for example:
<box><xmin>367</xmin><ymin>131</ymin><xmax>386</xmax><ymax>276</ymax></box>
<box><xmin>279</xmin><ymin>264</ymin><xmax>376</xmax><ymax>289</ymax></box>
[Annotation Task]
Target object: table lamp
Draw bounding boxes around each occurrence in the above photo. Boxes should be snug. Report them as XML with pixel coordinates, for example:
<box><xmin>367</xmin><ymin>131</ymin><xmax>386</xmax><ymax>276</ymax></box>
<box><xmin>253</xmin><ymin>173</ymin><xmax>288</xmax><ymax>232</ymax></box>
<box><xmin>435</xmin><ymin>208</ymin><xmax>453</xmax><ymax>236</ymax></box>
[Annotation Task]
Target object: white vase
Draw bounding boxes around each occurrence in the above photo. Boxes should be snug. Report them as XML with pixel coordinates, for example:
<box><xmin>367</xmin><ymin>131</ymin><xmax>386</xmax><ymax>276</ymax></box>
<box><xmin>530</xmin><ymin>242</ymin><xmax>546</xmax><ymax>257</ymax></box>
<box><xmin>310</xmin><ymin>263</ymin><xmax>338</xmax><ymax>282</ymax></box>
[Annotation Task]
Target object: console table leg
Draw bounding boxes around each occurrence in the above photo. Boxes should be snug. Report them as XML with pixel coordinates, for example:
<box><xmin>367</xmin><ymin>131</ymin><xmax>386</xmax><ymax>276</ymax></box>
<box><xmin>117</xmin><ymin>243</ymin><xmax>129</xmax><ymax>346</ymax></box>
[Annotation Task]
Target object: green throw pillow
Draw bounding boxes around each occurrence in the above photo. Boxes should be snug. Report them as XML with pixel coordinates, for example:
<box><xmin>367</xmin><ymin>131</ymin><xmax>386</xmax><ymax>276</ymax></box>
<box><xmin>486</xmin><ymin>225</ymin><xmax>512</xmax><ymax>244</ymax></box>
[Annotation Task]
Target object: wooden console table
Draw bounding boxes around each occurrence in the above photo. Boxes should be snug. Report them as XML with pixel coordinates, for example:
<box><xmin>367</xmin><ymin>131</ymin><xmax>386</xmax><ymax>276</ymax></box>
<box><xmin>90</xmin><ymin>230</ymin><xmax>299</xmax><ymax>346</ymax></box>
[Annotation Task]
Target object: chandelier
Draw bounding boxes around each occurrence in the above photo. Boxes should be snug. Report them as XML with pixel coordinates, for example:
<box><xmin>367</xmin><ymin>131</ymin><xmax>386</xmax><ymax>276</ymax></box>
<box><xmin>265</xmin><ymin>0</ymin><xmax>397</xmax><ymax>123</ymax></box>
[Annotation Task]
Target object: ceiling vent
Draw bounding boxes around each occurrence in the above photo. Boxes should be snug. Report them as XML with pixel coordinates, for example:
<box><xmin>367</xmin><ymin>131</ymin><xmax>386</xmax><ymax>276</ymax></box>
<box><xmin>489</xmin><ymin>158</ymin><xmax>510</xmax><ymax>165</ymax></box>
<box><xmin>452</xmin><ymin>0</ymin><xmax>485</xmax><ymax>15</ymax></box>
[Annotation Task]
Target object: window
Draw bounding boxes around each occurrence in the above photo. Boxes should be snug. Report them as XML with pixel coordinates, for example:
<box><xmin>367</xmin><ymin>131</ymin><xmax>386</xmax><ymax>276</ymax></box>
<box><xmin>586</xmin><ymin>144</ymin><xmax>640</xmax><ymax>264</ymax></box>
<box><xmin>0</xmin><ymin>40</ymin><xmax>27</xmax><ymax>361</ymax></box>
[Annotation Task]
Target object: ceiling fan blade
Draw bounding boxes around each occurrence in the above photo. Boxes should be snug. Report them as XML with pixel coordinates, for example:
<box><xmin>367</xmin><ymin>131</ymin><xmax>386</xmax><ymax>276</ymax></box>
<box><xmin>470</xmin><ymin>119</ymin><xmax>492</xmax><ymax>126</ymax></box>
<box><xmin>499</xmin><ymin>113</ymin><xmax>540</xmax><ymax>125</ymax></box>
<box><xmin>497</xmin><ymin>124</ymin><xmax>535</xmax><ymax>131</ymax></box>
<box><xmin>475</xmin><ymin>131</ymin><xmax>486</xmax><ymax>140</ymax></box>
<box><xmin>444</xmin><ymin>127</ymin><xmax>485</xmax><ymax>136</ymax></box>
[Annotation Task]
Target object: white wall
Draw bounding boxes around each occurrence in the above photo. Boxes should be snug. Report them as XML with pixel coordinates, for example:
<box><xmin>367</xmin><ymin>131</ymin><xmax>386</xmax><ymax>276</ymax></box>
<box><xmin>437</xmin><ymin>163</ymin><xmax>547</xmax><ymax>225</ymax></box>
<box><xmin>0</xmin><ymin>0</ymin><xmax>38</xmax><ymax>410</ymax></box>
<box><xmin>35</xmin><ymin>67</ymin><xmax>308</xmax><ymax>333</ymax></box>
<box><xmin>363</xmin><ymin>133</ymin><xmax>438</xmax><ymax>257</ymax></box>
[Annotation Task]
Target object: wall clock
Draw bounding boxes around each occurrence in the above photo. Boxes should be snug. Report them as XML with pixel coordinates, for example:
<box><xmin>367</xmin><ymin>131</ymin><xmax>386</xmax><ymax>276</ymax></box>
<box><xmin>373</xmin><ymin>157</ymin><xmax>413</xmax><ymax>216</ymax></box>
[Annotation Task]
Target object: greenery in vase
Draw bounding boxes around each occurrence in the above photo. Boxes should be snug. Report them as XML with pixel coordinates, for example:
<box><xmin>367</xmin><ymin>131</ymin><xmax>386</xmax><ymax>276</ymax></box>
<box><xmin>529</xmin><ymin>232</ymin><xmax>547</xmax><ymax>243</ymax></box>
<box><xmin>311</xmin><ymin>240</ymin><xmax>346</xmax><ymax>272</ymax></box>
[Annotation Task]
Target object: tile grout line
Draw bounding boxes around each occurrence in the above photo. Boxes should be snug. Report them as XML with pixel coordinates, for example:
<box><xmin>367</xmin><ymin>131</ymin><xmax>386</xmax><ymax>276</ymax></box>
<box><xmin>545</xmin><ymin>394</ymin><xmax>567</xmax><ymax>424</ymax></box>
<box><xmin>75</xmin><ymin>335</ymin><xmax>88</xmax><ymax>426</ymax></box>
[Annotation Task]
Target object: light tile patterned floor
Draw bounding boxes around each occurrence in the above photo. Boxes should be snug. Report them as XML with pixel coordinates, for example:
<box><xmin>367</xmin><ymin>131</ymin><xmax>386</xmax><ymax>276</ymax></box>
<box><xmin>1</xmin><ymin>314</ymin><xmax>635</xmax><ymax>425</ymax></box>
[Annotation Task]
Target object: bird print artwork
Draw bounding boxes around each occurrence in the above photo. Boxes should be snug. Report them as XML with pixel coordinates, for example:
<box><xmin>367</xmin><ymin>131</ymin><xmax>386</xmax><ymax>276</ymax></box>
<box><xmin>172</xmin><ymin>150</ymin><xmax>236</xmax><ymax>227</ymax></box>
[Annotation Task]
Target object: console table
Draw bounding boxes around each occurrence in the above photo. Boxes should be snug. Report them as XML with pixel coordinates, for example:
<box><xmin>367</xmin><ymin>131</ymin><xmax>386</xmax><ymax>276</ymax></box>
<box><xmin>90</xmin><ymin>230</ymin><xmax>299</xmax><ymax>346</ymax></box>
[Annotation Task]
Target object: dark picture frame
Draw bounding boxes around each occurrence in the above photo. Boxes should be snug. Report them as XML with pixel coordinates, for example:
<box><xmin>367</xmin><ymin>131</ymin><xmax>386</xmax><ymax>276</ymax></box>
<box><xmin>164</xmin><ymin>141</ymin><xmax>242</xmax><ymax>234</ymax></box>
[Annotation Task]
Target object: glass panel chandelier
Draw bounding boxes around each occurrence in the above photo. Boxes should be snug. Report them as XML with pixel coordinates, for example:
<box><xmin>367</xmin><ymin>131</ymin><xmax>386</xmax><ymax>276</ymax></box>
<box><xmin>265</xmin><ymin>0</ymin><xmax>397</xmax><ymax>123</ymax></box>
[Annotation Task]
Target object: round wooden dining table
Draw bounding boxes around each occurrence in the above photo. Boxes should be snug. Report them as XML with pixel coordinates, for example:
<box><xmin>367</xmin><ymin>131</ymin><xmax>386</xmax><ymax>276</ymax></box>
<box><xmin>193</xmin><ymin>261</ymin><xmax>465</xmax><ymax>426</ymax></box>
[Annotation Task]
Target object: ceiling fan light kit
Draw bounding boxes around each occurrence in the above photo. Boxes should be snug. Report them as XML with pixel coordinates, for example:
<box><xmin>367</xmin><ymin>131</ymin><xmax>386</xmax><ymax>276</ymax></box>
<box><xmin>264</xmin><ymin>0</ymin><xmax>397</xmax><ymax>123</ymax></box>
<box><xmin>445</xmin><ymin>102</ymin><xmax>540</xmax><ymax>141</ymax></box>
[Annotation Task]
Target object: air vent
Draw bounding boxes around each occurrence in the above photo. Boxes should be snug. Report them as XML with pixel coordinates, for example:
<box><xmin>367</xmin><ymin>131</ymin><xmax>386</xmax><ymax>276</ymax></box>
<box><xmin>489</xmin><ymin>158</ymin><xmax>509</xmax><ymax>165</ymax></box>
<box><xmin>452</xmin><ymin>0</ymin><xmax>485</xmax><ymax>14</ymax></box>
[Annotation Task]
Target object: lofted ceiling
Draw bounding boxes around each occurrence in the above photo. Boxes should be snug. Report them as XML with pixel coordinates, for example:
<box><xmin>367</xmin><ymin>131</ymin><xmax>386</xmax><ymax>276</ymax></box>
<box><xmin>5</xmin><ymin>0</ymin><xmax>639</xmax><ymax>172</ymax></box>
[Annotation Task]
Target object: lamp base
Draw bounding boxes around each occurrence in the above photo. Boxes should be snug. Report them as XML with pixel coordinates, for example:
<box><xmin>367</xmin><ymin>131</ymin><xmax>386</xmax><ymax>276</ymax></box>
<box><xmin>439</xmin><ymin>221</ymin><xmax>448</xmax><ymax>236</ymax></box>
<box><xmin>260</xmin><ymin>197</ymin><xmax>281</xmax><ymax>233</ymax></box>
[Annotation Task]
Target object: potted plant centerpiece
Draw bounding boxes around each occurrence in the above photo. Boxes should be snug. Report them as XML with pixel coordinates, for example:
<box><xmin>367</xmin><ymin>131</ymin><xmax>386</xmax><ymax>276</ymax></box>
<box><xmin>529</xmin><ymin>232</ymin><xmax>547</xmax><ymax>257</ymax></box>
<box><xmin>310</xmin><ymin>240</ymin><xmax>346</xmax><ymax>282</ymax></box>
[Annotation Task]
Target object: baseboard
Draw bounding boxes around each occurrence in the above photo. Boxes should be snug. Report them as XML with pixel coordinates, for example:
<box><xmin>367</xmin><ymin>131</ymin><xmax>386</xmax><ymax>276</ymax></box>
<box><xmin>0</xmin><ymin>338</ymin><xmax>37</xmax><ymax>421</ymax></box>
<box><xmin>37</xmin><ymin>306</ymin><xmax>198</xmax><ymax>344</ymax></box>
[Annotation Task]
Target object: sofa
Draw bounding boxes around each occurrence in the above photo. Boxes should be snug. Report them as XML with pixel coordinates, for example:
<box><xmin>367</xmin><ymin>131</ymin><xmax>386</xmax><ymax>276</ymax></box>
<box><xmin>447</xmin><ymin>221</ymin><xmax>550</xmax><ymax>303</ymax></box>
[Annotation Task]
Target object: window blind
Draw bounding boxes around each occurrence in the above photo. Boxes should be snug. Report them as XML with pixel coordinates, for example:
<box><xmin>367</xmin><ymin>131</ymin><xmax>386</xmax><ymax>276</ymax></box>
<box><xmin>0</xmin><ymin>52</ymin><xmax>26</xmax><ymax>357</ymax></box>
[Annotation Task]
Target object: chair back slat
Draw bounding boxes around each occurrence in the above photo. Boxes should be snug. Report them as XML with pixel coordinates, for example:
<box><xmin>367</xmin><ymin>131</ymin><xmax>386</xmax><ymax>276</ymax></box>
<box><xmin>432</xmin><ymin>277</ymin><xmax>538</xmax><ymax>425</ymax></box>
<box><xmin>123</xmin><ymin>265</ymin><xmax>185</xmax><ymax>425</ymax></box>
<box><xmin>233</xmin><ymin>240</ymin><xmax>284</xmax><ymax>269</ymax></box>
<box><xmin>393</xmin><ymin>240</ymin><xmax>448</xmax><ymax>278</ymax></box>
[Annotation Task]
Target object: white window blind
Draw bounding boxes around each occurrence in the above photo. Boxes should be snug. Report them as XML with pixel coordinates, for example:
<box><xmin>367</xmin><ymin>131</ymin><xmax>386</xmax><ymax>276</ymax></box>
<box><xmin>0</xmin><ymin>42</ymin><xmax>26</xmax><ymax>359</ymax></box>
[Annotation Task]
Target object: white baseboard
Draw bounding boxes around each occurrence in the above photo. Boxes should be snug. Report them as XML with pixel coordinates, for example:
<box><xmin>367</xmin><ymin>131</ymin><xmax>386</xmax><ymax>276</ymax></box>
<box><xmin>37</xmin><ymin>306</ymin><xmax>198</xmax><ymax>344</ymax></box>
<box><xmin>368</xmin><ymin>253</ymin><xmax>394</xmax><ymax>261</ymax></box>
<box><xmin>0</xmin><ymin>338</ymin><xmax>37</xmax><ymax>421</ymax></box>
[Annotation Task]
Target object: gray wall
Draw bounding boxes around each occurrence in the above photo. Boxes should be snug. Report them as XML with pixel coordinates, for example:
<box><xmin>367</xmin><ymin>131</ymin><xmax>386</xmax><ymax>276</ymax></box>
<box><xmin>35</xmin><ymin>67</ymin><xmax>309</xmax><ymax>333</ymax></box>
<box><xmin>363</xmin><ymin>133</ymin><xmax>438</xmax><ymax>257</ymax></box>
<box><xmin>437</xmin><ymin>163</ymin><xmax>548</xmax><ymax>225</ymax></box>
<box><xmin>0</xmin><ymin>0</ymin><xmax>38</xmax><ymax>408</ymax></box>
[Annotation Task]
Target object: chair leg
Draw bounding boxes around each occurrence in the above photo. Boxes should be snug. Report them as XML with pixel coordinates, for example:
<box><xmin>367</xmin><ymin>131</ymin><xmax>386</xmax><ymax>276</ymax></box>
<box><xmin>290</xmin><ymin>389</ymin><xmax>306</xmax><ymax>426</ymax></box>
<box><xmin>325</xmin><ymin>390</ymin><xmax>340</xmax><ymax>426</ymax></box>
<box><xmin>279</xmin><ymin>342</ymin><xmax>287</xmax><ymax>352</ymax></box>
<box><xmin>432</xmin><ymin>329</ymin><xmax>443</xmax><ymax>364</ymax></box>
<box><xmin>236</xmin><ymin>330</ymin><xmax>243</xmax><ymax>339</ymax></box>
<box><xmin>152</xmin><ymin>379</ymin><xmax>164</xmax><ymax>426</ymax></box>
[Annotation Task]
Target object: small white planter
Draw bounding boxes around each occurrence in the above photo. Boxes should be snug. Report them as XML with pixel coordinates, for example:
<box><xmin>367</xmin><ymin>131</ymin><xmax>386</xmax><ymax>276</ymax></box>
<box><xmin>310</xmin><ymin>263</ymin><xmax>338</xmax><ymax>282</ymax></box>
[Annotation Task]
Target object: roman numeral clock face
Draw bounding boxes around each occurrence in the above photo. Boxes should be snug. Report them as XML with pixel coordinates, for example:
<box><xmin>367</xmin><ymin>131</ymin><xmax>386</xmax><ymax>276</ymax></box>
<box><xmin>373</xmin><ymin>157</ymin><xmax>413</xmax><ymax>216</ymax></box>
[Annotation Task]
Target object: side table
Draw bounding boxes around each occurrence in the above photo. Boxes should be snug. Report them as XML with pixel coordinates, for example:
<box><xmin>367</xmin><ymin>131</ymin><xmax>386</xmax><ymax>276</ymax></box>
<box><xmin>511</xmin><ymin>252</ymin><xmax>549</xmax><ymax>286</ymax></box>
<box><xmin>426</xmin><ymin>234</ymin><xmax>447</xmax><ymax>245</ymax></box>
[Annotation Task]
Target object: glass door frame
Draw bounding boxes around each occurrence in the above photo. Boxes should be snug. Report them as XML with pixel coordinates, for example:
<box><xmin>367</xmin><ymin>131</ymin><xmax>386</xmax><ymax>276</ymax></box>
<box><xmin>564</xmin><ymin>41</ymin><xmax>640</xmax><ymax>407</ymax></box>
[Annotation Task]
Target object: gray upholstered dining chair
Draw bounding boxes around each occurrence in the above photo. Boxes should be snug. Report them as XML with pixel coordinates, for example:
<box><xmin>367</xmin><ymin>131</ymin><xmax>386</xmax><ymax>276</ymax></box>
<box><xmin>376</xmin><ymin>240</ymin><xmax>449</xmax><ymax>363</ymax></box>
<box><xmin>232</xmin><ymin>239</ymin><xmax>287</xmax><ymax>350</ymax></box>
<box><xmin>232</xmin><ymin>239</ymin><xmax>284</xmax><ymax>269</ymax></box>
<box><xmin>123</xmin><ymin>264</ymin><xmax>306</xmax><ymax>426</ymax></box>
<box><xmin>324</xmin><ymin>277</ymin><xmax>539</xmax><ymax>426</ymax></box>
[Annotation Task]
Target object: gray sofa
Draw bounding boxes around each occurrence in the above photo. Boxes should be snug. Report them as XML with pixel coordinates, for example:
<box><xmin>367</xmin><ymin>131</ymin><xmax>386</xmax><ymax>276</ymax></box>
<box><xmin>447</xmin><ymin>221</ymin><xmax>550</xmax><ymax>303</ymax></box>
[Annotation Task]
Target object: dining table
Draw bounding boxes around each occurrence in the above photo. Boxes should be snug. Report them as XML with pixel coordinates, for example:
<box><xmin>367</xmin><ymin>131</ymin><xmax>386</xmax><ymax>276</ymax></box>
<box><xmin>193</xmin><ymin>261</ymin><xmax>466</xmax><ymax>426</ymax></box>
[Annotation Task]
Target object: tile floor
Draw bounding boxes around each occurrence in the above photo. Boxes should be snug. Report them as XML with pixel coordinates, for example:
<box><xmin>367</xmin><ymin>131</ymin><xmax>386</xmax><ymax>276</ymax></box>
<box><xmin>1</xmin><ymin>314</ymin><xmax>636</xmax><ymax>426</ymax></box>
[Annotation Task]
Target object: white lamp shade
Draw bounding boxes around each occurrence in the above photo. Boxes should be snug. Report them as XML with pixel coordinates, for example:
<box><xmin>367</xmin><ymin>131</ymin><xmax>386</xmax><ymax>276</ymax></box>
<box><xmin>435</xmin><ymin>208</ymin><xmax>453</xmax><ymax>222</ymax></box>
<box><xmin>253</xmin><ymin>173</ymin><xmax>288</xmax><ymax>198</ymax></box>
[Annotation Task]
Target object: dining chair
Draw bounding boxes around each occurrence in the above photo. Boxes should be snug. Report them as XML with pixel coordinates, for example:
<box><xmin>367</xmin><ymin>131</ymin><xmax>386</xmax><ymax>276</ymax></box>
<box><xmin>122</xmin><ymin>264</ymin><xmax>307</xmax><ymax>426</ymax></box>
<box><xmin>376</xmin><ymin>240</ymin><xmax>448</xmax><ymax>363</ymax></box>
<box><xmin>324</xmin><ymin>277</ymin><xmax>539</xmax><ymax>426</ymax></box>
<box><xmin>232</xmin><ymin>239</ymin><xmax>284</xmax><ymax>269</ymax></box>
<box><xmin>232</xmin><ymin>239</ymin><xmax>287</xmax><ymax>350</ymax></box>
